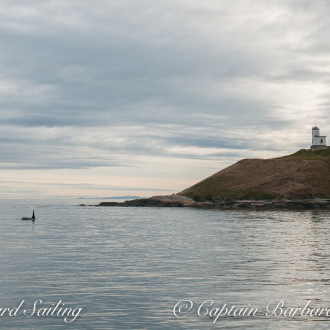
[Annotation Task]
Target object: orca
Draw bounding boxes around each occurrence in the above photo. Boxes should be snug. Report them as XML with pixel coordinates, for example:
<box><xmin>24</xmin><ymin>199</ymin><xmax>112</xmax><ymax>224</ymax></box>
<box><xmin>21</xmin><ymin>210</ymin><xmax>35</xmax><ymax>222</ymax></box>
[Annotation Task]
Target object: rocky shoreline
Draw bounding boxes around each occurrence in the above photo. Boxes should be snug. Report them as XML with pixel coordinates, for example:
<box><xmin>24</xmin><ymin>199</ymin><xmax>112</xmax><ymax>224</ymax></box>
<box><xmin>84</xmin><ymin>195</ymin><xmax>330</xmax><ymax>210</ymax></box>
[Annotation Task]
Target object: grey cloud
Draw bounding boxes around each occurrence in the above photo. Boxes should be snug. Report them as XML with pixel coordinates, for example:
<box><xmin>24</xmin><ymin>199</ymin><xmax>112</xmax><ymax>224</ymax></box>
<box><xmin>0</xmin><ymin>0</ymin><xmax>329</xmax><ymax>171</ymax></box>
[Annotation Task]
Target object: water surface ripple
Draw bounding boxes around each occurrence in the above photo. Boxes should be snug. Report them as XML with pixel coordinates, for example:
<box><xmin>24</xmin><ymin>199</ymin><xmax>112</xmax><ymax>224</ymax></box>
<box><xmin>0</xmin><ymin>200</ymin><xmax>329</xmax><ymax>329</ymax></box>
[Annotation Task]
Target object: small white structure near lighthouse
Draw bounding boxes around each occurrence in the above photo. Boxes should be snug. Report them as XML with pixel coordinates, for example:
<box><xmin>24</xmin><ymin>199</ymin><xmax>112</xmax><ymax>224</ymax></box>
<box><xmin>311</xmin><ymin>126</ymin><xmax>327</xmax><ymax>150</ymax></box>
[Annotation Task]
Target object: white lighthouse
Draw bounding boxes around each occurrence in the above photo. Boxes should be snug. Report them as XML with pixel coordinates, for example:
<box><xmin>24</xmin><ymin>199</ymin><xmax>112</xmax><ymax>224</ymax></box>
<box><xmin>311</xmin><ymin>126</ymin><xmax>327</xmax><ymax>150</ymax></box>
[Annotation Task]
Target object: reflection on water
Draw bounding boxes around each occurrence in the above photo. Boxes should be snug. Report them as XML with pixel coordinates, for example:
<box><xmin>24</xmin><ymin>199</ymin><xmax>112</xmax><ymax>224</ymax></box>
<box><xmin>0</xmin><ymin>199</ymin><xmax>329</xmax><ymax>329</ymax></box>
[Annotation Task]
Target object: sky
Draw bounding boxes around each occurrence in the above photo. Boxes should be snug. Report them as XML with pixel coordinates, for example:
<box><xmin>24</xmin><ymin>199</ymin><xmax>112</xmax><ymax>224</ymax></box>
<box><xmin>0</xmin><ymin>0</ymin><xmax>329</xmax><ymax>198</ymax></box>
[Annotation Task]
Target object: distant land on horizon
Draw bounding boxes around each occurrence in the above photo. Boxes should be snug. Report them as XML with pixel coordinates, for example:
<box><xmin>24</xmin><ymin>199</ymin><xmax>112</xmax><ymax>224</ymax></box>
<box><xmin>78</xmin><ymin>196</ymin><xmax>143</xmax><ymax>200</ymax></box>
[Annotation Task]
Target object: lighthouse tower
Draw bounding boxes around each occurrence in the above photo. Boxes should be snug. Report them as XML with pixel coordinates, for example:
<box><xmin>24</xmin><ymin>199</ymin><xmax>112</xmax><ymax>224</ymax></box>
<box><xmin>311</xmin><ymin>126</ymin><xmax>327</xmax><ymax>150</ymax></box>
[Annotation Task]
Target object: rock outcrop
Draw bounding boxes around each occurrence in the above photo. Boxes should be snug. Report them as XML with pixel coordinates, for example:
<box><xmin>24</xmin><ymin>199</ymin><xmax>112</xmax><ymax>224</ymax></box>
<box><xmin>98</xmin><ymin>195</ymin><xmax>195</xmax><ymax>207</ymax></box>
<box><xmin>96</xmin><ymin>196</ymin><xmax>330</xmax><ymax>210</ymax></box>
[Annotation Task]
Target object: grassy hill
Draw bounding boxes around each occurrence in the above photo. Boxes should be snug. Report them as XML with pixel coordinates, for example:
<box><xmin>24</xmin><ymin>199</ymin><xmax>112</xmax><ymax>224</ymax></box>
<box><xmin>281</xmin><ymin>147</ymin><xmax>330</xmax><ymax>160</ymax></box>
<box><xmin>179</xmin><ymin>147</ymin><xmax>330</xmax><ymax>201</ymax></box>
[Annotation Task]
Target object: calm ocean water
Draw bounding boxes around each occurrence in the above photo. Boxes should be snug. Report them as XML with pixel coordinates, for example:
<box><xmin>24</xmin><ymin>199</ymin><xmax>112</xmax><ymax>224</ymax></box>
<box><xmin>0</xmin><ymin>199</ymin><xmax>329</xmax><ymax>329</ymax></box>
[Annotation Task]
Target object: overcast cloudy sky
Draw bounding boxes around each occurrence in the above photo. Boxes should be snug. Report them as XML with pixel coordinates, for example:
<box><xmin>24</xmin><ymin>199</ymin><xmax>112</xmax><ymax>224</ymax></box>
<box><xmin>1</xmin><ymin>0</ymin><xmax>329</xmax><ymax>198</ymax></box>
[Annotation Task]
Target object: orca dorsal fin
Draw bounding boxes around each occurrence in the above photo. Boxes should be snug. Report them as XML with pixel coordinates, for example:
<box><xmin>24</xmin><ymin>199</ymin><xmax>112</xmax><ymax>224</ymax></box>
<box><xmin>32</xmin><ymin>210</ymin><xmax>35</xmax><ymax>220</ymax></box>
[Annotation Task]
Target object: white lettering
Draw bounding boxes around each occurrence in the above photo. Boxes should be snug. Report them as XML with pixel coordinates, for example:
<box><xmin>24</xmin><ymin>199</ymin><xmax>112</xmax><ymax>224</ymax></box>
<box><xmin>266</xmin><ymin>300</ymin><xmax>284</xmax><ymax>316</ymax></box>
<box><xmin>197</xmin><ymin>300</ymin><xmax>213</xmax><ymax>317</ymax></box>
<box><xmin>23</xmin><ymin>299</ymin><xmax>42</xmax><ymax>317</ymax></box>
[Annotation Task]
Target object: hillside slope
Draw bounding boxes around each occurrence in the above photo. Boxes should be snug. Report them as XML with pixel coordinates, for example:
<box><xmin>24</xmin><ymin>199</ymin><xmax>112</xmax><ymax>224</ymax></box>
<box><xmin>179</xmin><ymin>147</ymin><xmax>330</xmax><ymax>201</ymax></box>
